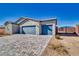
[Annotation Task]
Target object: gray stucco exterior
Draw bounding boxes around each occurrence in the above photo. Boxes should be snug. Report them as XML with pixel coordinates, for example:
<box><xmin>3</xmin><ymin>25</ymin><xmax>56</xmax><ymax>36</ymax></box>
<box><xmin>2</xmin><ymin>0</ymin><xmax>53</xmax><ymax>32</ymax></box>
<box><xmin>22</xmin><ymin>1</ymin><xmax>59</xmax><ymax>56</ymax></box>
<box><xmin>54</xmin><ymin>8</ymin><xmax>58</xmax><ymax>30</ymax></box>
<box><xmin>4</xmin><ymin>17</ymin><xmax>57</xmax><ymax>35</ymax></box>
<box><xmin>19</xmin><ymin>20</ymin><xmax>40</xmax><ymax>35</ymax></box>
<box><xmin>4</xmin><ymin>22</ymin><xmax>19</xmax><ymax>34</ymax></box>
<box><xmin>40</xmin><ymin>20</ymin><xmax>56</xmax><ymax>35</ymax></box>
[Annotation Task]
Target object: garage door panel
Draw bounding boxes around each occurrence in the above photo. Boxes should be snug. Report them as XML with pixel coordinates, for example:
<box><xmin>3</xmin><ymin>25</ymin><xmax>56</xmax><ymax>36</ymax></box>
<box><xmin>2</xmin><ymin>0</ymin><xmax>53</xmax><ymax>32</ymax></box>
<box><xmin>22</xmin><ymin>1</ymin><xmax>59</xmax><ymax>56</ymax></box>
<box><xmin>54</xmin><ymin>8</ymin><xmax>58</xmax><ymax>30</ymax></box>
<box><xmin>22</xmin><ymin>26</ymin><xmax>36</xmax><ymax>34</ymax></box>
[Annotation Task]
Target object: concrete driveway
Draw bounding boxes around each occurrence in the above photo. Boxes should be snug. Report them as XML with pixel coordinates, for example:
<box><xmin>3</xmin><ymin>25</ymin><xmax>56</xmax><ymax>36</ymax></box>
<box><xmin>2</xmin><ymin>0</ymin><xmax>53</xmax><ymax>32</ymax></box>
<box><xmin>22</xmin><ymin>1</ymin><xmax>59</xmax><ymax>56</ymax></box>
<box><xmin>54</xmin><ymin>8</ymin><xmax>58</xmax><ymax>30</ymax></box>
<box><xmin>0</xmin><ymin>34</ymin><xmax>52</xmax><ymax>56</ymax></box>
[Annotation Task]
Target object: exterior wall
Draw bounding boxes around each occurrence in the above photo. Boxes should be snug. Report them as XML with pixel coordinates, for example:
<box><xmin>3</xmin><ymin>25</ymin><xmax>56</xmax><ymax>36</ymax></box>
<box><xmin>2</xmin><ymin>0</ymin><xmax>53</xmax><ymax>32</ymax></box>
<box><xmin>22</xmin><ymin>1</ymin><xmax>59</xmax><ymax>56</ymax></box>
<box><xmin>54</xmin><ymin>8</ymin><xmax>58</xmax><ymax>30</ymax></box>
<box><xmin>5</xmin><ymin>23</ymin><xmax>13</xmax><ymax>34</ymax></box>
<box><xmin>58</xmin><ymin>27</ymin><xmax>65</xmax><ymax>33</ymax></box>
<box><xmin>20</xmin><ymin>20</ymin><xmax>56</xmax><ymax>35</ymax></box>
<box><xmin>12</xmin><ymin>24</ymin><xmax>19</xmax><ymax>34</ymax></box>
<box><xmin>38</xmin><ymin>23</ymin><xmax>41</xmax><ymax>35</ymax></box>
<box><xmin>0</xmin><ymin>28</ymin><xmax>5</xmax><ymax>34</ymax></box>
<box><xmin>58</xmin><ymin>27</ymin><xmax>75</xmax><ymax>33</ymax></box>
<box><xmin>66</xmin><ymin>27</ymin><xmax>75</xmax><ymax>33</ymax></box>
<box><xmin>75</xmin><ymin>25</ymin><xmax>79</xmax><ymax>35</ymax></box>
<box><xmin>20</xmin><ymin>20</ymin><xmax>40</xmax><ymax>35</ymax></box>
<box><xmin>40</xmin><ymin>21</ymin><xmax>56</xmax><ymax>25</ymax></box>
<box><xmin>52</xmin><ymin>23</ymin><xmax>56</xmax><ymax>36</ymax></box>
<box><xmin>5</xmin><ymin>23</ymin><xmax>19</xmax><ymax>34</ymax></box>
<box><xmin>5</xmin><ymin>19</ymin><xmax>56</xmax><ymax>35</ymax></box>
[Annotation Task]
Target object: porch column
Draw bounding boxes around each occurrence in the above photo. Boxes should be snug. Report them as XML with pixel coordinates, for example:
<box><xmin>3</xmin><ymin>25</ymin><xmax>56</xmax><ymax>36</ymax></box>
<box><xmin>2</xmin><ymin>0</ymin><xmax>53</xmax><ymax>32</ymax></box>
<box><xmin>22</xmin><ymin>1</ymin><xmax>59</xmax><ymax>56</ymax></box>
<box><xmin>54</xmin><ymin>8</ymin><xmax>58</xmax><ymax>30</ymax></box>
<box><xmin>52</xmin><ymin>23</ymin><xmax>56</xmax><ymax>36</ymax></box>
<box><xmin>36</xmin><ymin>24</ymin><xmax>41</xmax><ymax>35</ymax></box>
<box><xmin>20</xmin><ymin>26</ymin><xmax>22</xmax><ymax>34</ymax></box>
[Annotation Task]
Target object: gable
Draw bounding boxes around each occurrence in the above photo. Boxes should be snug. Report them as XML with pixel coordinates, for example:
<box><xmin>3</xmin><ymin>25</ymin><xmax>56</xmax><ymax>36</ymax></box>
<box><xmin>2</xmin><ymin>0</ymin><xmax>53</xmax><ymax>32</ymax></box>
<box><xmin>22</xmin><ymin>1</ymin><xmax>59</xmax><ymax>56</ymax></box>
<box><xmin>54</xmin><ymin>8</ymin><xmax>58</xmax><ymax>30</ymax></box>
<box><xmin>15</xmin><ymin>17</ymin><xmax>26</xmax><ymax>24</ymax></box>
<box><xmin>20</xmin><ymin>20</ymin><xmax>40</xmax><ymax>26</ymax></box>
<box><xmin>16</xmin><ymin>18</ymin><xmax>39</xmax><ymax>25</ymax></box>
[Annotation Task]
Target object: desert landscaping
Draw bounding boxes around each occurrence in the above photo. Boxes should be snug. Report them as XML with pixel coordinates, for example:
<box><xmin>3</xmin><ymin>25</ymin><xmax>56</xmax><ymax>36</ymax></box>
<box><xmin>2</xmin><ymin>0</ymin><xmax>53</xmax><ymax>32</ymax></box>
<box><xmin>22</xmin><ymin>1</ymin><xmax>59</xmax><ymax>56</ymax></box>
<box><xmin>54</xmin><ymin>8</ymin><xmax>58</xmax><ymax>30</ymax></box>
<box><xmin>42</xmin><ymin>35</ymin><xmax>79</xmax><ymax>56</ymax></box>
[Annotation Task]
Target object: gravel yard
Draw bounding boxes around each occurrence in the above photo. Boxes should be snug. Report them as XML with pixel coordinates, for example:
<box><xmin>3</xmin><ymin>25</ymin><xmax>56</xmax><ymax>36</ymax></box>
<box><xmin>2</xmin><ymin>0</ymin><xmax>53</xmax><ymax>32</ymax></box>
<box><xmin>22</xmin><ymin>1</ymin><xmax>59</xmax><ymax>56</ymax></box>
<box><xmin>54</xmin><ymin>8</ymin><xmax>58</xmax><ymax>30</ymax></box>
<box><xmin>42</xmin><ymin>36</ymin><xmax>79</xmax><ymax>56</ymax></box>
<box><xmin>0</xmin><ymin>34</ymin><xmax>52</xmax><ymax>56</ymax></box>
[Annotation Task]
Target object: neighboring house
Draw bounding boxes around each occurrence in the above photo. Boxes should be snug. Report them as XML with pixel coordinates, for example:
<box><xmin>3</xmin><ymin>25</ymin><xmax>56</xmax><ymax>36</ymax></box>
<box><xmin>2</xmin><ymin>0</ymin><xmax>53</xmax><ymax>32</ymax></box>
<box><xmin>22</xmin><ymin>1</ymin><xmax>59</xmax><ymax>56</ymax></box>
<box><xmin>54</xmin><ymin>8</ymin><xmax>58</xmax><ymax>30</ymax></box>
<box><xmin>4</xmin><ymin>17</ymin><xmax>57</xmax><ymax>35</ymax></box>
<box><xmin>58</xmin><ymin>26</ymin><xmax>75</xmax><ymax>33</ymax></box>
<box><xmin>75</xmin><ymin>25</ymin><xmax>79</xmax><ymax>35</ymax></box>
<box><xmin>0</xmin><ymin>26</ymin><xmax>5</xmax><ymax>34</ymax></box>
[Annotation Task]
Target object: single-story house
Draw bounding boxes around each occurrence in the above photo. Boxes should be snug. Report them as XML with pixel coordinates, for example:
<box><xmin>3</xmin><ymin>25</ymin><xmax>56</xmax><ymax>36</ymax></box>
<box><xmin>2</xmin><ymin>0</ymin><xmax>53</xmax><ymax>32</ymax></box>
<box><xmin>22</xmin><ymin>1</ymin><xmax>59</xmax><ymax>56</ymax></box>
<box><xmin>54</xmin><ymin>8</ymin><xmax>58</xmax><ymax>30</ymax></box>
<box><xmin>4</xmin><ymin>17</ymin><xmax>57</xmax><ymax>35</ymax></box>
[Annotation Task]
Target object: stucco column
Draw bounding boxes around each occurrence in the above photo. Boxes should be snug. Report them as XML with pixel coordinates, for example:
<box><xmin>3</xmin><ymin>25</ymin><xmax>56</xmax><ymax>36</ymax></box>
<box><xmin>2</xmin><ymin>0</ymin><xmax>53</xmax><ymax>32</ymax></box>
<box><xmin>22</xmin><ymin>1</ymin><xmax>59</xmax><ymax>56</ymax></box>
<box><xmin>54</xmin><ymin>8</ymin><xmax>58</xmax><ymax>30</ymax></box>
<box><xmin>20</xmin><ymin>26</ymin><xmax>22</xmax><ymax>34</ymax></box>
<box><xmin>52</xmin><ymin>23</ymin><xmax>56</xmax><ymax>36</ymax></box>
<box><xmin>36</xmin><ymin>24</ymin><xmax>40</xmax><ymax>35</ymax></box>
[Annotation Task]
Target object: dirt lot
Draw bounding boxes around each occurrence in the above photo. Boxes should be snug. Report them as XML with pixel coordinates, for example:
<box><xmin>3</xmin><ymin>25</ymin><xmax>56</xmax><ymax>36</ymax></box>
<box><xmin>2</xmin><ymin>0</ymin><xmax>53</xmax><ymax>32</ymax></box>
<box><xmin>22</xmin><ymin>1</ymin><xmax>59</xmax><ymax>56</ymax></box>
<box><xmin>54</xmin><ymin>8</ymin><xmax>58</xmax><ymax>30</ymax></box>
<box><xmin>42</xmin><ymin>36</ymin><xmax>79</xmax><ymax>56</ymax></box>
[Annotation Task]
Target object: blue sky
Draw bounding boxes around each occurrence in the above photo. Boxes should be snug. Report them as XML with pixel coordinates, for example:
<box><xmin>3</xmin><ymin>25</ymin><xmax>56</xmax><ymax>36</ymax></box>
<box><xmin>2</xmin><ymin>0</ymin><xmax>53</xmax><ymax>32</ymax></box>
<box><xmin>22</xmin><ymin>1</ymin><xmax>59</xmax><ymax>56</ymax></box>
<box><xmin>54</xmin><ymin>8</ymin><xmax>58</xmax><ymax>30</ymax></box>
<box><xmin>0</xmin><ymin>3</ymin><xmax>79</xmax><ymax>27</ymax></box>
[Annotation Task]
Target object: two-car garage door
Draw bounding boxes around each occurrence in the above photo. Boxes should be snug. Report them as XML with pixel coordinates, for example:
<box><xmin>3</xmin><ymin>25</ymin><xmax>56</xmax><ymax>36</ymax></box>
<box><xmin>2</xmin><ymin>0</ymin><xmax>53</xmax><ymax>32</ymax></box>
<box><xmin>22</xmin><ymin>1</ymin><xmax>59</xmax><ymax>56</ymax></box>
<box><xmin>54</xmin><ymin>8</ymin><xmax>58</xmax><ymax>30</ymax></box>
<box><xmin>22</xmin><ymin>26</ymin><xmax>36</xmax><ymax>34</ymax></box>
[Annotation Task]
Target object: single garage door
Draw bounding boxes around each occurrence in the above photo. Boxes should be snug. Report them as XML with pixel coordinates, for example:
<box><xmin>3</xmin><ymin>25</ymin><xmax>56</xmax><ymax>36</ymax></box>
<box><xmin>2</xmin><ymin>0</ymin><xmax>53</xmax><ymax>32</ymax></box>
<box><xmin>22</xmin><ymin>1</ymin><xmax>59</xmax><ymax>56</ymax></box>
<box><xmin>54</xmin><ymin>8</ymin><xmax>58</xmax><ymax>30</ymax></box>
<box><xmin>41</xmin><ymin>25</ymin><xmax>52</xmax><ymax>35</ymax></box>
<box><xmin>22</xmin><ymin>26</ymin><xmax>36</xmax><ymax>34</ymax></box>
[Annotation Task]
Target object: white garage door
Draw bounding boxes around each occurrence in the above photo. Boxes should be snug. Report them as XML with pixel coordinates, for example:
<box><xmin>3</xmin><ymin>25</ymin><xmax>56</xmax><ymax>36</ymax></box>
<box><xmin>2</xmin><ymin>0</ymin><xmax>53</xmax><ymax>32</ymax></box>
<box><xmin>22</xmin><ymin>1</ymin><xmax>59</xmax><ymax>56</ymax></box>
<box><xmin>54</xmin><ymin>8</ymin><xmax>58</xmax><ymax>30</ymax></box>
<box><xmin>22</xmin><ymin>26</ymin><xmax>36</xmax><ymax>34</ymax></box>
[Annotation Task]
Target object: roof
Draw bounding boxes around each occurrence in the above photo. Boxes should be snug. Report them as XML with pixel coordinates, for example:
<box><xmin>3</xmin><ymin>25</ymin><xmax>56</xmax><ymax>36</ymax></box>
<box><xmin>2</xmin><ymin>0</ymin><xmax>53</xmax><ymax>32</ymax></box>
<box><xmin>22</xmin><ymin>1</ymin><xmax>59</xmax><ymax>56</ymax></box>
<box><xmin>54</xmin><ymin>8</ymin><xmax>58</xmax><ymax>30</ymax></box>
<box><xmin>4</xmin><ymin>17</ymin><xmax>57</xmax><ymax>25</ymax></box>
<box><xmin>4</xmin><ymin>21</ymin><xmax>15</xmax><ymax>25</ymax></box>
<box><xmin>15</xmin><ymin>17</ymin><xmax>57</xmax><ymax>25</ymax></box>
<box><xmin>39</xmin><ymin>18</ymin><xmax>57</xmax><ymax>21</ymax></box>
<box><xmin>15</xmin><ymin>17</ymin><xmax>38</xmax><ymax>24</ymax></box>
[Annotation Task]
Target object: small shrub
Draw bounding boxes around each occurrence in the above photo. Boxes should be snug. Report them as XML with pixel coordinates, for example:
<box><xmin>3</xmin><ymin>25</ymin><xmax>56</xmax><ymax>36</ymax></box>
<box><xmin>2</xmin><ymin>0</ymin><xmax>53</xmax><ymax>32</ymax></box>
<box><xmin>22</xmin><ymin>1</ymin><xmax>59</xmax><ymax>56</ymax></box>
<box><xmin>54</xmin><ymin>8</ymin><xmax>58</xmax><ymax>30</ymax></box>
<box><xmin>48</xmin><ymin>44</ymin><xmax>70</xmax><ymax>55</ymax></box>
<box><xmin>55</xmin><ymin>35</ymin><xmax>62</xmax><ymax>40</ymax></box>
<box><xmin>48</xmin><ymin>44</ymin><xmax>63</xmax><ymax>50</ymax></box>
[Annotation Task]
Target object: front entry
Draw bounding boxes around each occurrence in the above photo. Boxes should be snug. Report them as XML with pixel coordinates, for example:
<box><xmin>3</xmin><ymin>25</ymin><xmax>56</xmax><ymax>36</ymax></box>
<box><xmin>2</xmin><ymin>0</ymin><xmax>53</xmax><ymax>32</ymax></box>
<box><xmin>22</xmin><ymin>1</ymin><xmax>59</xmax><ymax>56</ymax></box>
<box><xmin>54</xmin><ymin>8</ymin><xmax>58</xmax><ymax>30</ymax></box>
<box><xmin>41</xmin><ymin>25</ymin><xmax>52</xmax><ymax>35</ymax></box>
